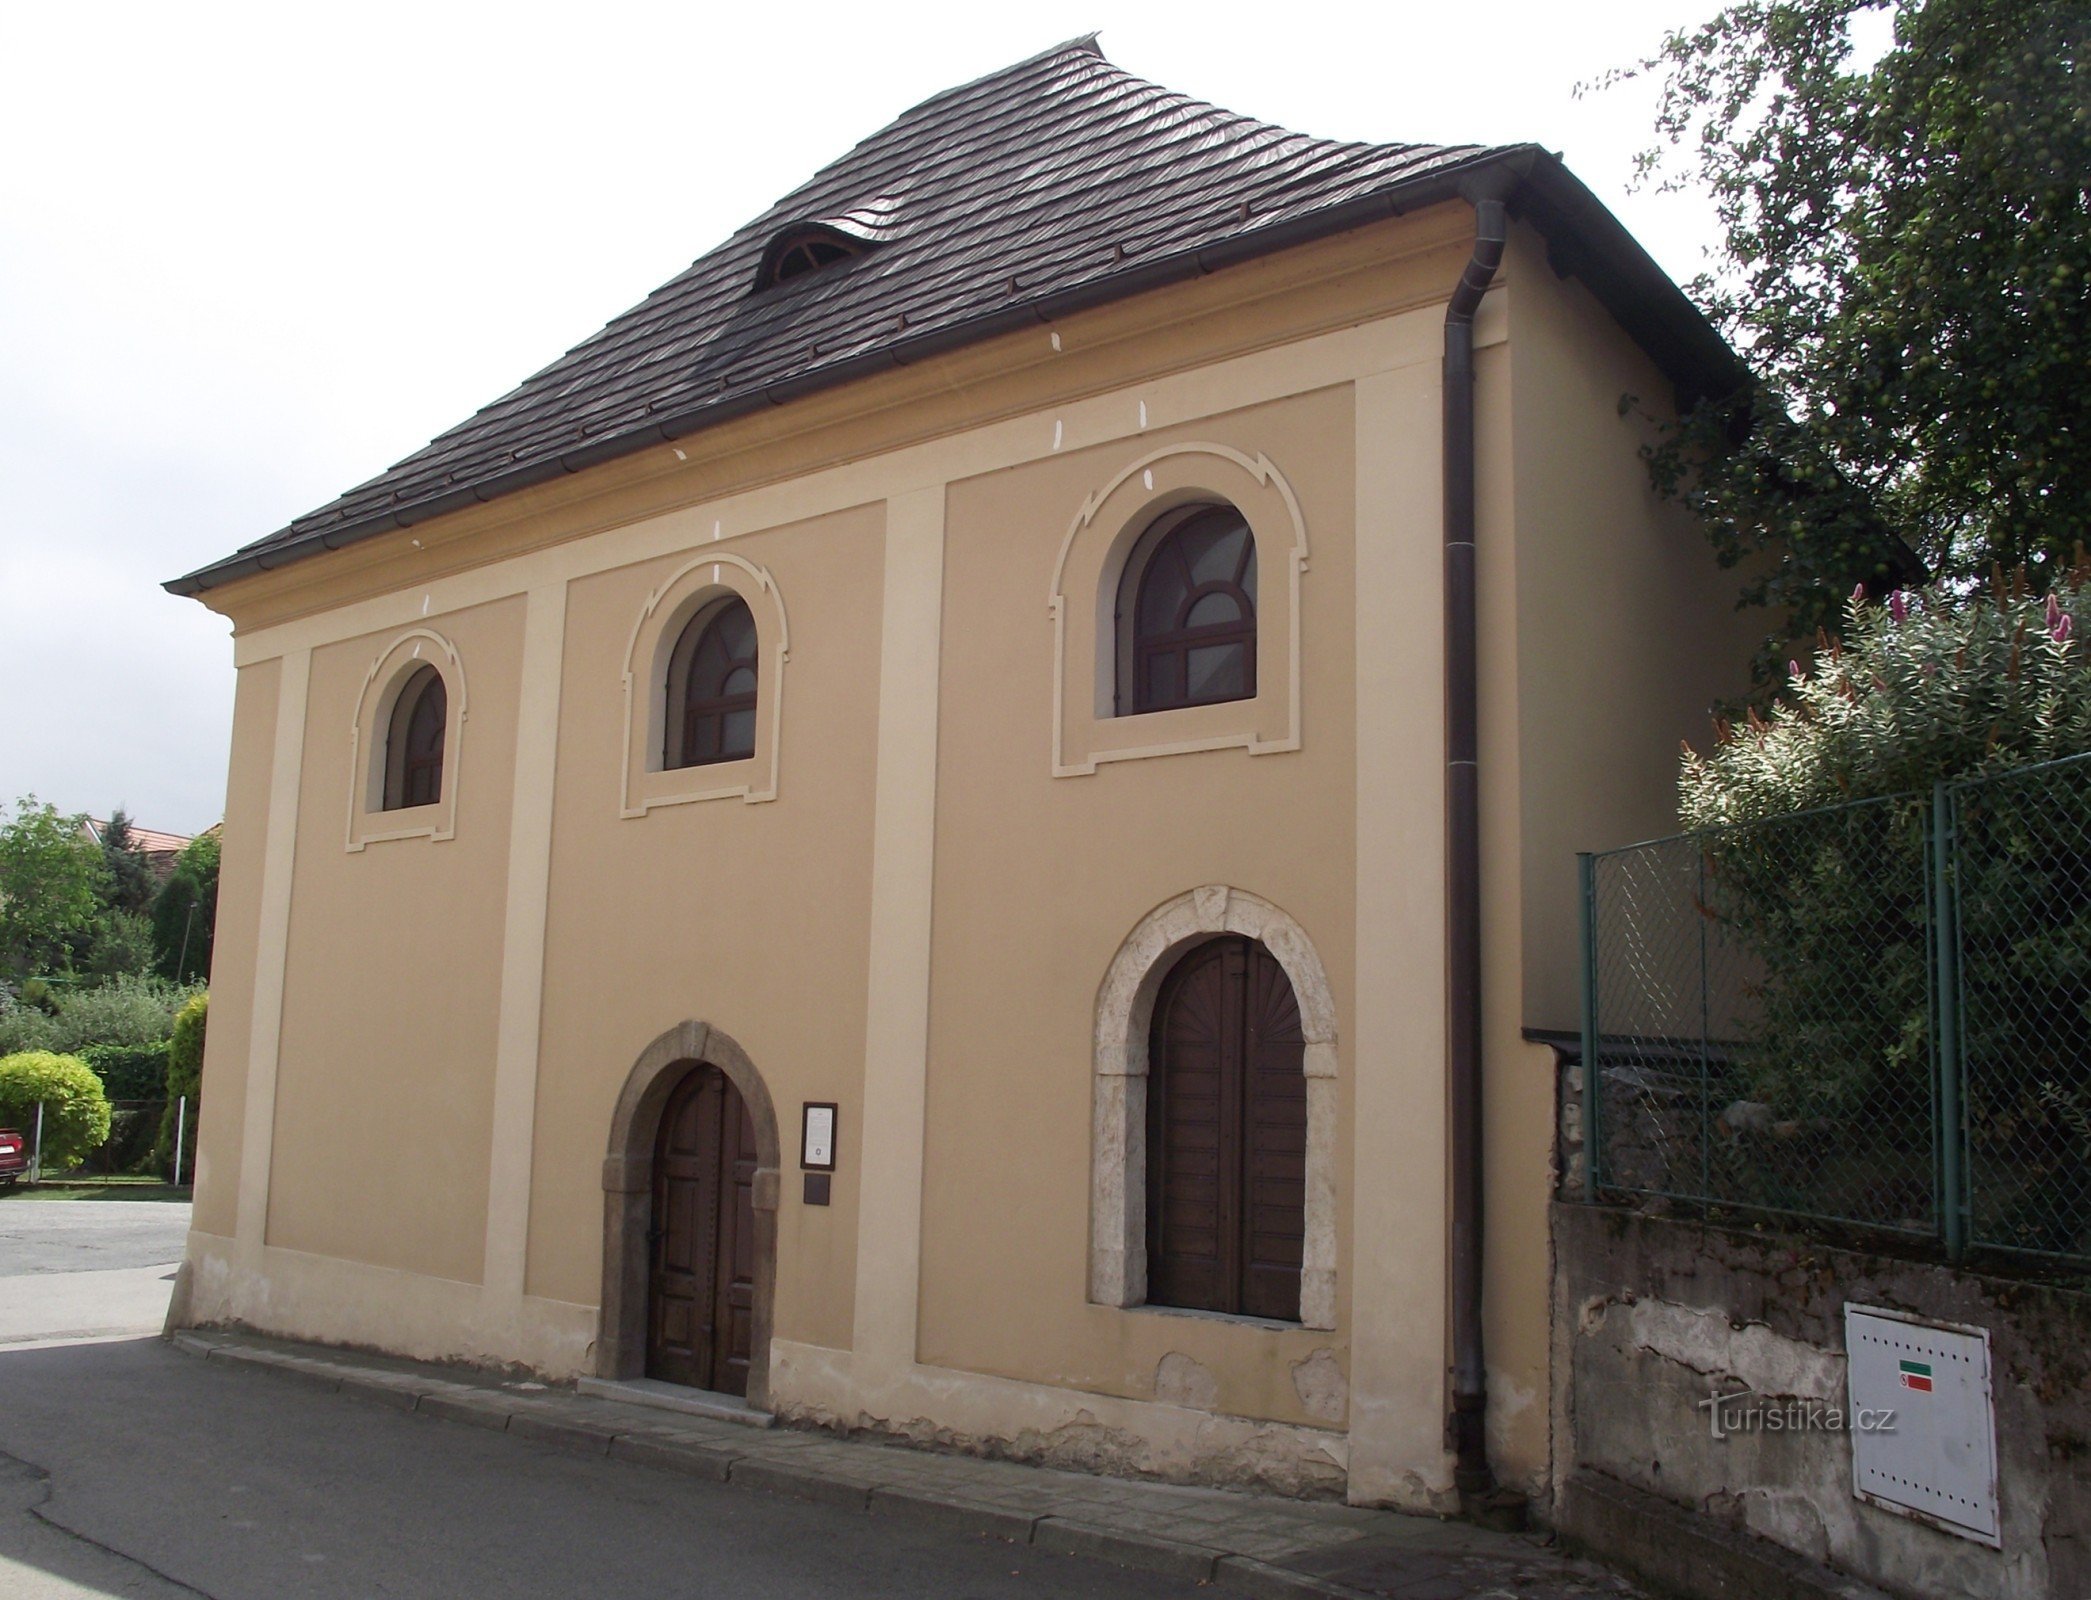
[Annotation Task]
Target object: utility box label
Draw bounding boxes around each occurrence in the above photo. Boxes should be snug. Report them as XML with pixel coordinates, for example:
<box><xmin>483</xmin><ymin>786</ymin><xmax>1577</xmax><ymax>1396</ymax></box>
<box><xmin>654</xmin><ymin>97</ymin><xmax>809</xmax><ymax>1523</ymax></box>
<box><xmin>1845</xmin><ymin>1304</ymin><xmax>2000</xmax><ymax>1546</ymax></box>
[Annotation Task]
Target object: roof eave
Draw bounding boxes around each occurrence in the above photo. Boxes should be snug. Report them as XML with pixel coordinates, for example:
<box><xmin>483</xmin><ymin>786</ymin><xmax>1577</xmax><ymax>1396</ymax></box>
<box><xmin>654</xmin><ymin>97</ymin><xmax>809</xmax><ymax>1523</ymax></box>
<box><xmin>166</xmin><ymin>146</ymin><xmax>1744</xmax><ymax>599</ymax></box>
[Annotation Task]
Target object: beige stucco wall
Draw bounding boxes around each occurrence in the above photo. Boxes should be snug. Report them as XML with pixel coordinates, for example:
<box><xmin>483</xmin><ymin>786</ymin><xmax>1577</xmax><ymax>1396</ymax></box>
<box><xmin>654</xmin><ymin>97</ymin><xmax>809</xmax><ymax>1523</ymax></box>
<box><xmin>265</xmin><ymin>594</ymin><xmax>525</xmax><ymax>1282</ymax></box>
<box><xmin>1502</xmin><ymin>226</ymin><xmax>1762</xmax><ymax>1033</ymax></box>
<box><xmin>172</xmin><ymin>198</ymin><xmax>1751</xmax><ymax>1512</ymax></box>
<box><xmin>187</xmin><ymin>656</ymin><xmax>279</xmax><ymax>1239</ymax></box>
<box><xmin>1470</xmin><ymin>228</ymin><xmax>1769</xmax><ymax>1498</ymax></box>
<box><xmin>524</xmin><ymin>504</ymin><xmax>886</xmax><ymax>1355</ymax></box>
<box><xmin>919</xmin><ymin>385</ymin><xmax>1358</xmax><ymax>1431</ymax></box>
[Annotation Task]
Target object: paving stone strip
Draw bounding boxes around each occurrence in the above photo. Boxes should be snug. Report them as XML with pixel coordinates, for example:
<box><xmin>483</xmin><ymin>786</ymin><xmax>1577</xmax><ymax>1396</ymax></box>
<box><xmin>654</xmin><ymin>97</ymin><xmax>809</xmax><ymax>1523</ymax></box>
<box><xmin>168</xmin><ymin>1329</ymin><xmax>1637</xmax><ymax>1600</ymax></box>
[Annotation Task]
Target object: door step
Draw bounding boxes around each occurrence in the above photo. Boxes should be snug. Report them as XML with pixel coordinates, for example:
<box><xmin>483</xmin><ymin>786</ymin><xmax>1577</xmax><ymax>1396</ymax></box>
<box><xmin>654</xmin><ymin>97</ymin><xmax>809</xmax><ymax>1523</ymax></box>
<box><xmin>576</xmin><ymin>1376</ymin><xmax>776</xmax><ymax>1428</ymax></box>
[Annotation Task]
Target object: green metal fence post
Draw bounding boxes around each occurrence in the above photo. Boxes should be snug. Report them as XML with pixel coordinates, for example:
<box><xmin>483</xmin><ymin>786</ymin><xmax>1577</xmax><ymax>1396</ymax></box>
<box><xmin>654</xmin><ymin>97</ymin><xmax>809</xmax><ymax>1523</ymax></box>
<box><xmin>1932</xmin><ymin>781</ymin><xmax>1967</xmax><ymax>1263</ymax></box>
<box><xmin>1578</xmin><ymin>852</ymin><xmax>1601</xmax><ymax>1195</ymax></box>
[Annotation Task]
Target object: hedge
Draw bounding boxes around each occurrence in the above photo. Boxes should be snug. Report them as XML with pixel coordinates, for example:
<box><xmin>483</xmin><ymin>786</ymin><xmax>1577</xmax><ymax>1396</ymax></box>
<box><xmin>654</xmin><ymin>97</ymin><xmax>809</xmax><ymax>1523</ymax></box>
<box><xmin>79</xmin><ymin>1041</ymin><xmax>170</xmax><ymax>1101</ymax></box>
<box><xmin>154</xmin><ymin>991</ymin><xmax>206</xmax><ymax>1180</ymax></box>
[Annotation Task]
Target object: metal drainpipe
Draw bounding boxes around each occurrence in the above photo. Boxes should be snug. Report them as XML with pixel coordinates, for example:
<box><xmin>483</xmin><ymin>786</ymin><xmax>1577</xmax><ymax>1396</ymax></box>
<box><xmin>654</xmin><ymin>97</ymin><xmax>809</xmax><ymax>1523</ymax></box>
<box><xmin>1443</xmin><ymin>193</ymin><xmax>1511</xmax><ymax>1522</ymax></box>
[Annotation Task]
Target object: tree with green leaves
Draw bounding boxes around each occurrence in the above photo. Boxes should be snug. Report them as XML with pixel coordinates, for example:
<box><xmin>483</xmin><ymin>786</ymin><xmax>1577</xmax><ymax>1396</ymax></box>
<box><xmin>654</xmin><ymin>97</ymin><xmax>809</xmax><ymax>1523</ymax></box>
<box><xmin>0</xmin><ymin>797</ymin><xmax>110</xmax><ymax>979</ymax></box>
<box><xmin>151</xmin><ymin>832</ymin><xmax>219</xmax><ymax>984</ymax></box>
<box><xmin>97</xmin><ymin>811</ymin><xmax>156</xmax><ymax>916</ymax></box>
<box><xmin>1623</xmin><ymin>0</ymin><xmax>2090</xmax><ymax>669</ymax></box>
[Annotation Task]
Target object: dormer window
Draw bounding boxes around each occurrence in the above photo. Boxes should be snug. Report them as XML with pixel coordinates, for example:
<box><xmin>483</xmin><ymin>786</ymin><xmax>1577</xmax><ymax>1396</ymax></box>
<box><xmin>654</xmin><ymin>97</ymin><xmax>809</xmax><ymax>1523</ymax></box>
<box><xmin>751</xmin><ymin>200</ymin><xmax>901</xmax><ymax>293</ymax></box>
<box><xmin>769</xmin><ymin>232</ymin><xmax>863</xmax><ymax>285</ymax></box>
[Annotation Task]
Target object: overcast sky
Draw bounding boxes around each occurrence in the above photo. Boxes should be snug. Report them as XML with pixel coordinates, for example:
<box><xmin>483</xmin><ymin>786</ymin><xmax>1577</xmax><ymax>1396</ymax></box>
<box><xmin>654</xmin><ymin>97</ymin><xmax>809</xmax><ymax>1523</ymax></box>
<box><xmin>1</xmin><ymin>0</ymin><xmax>1733</xmax><ymax>835</ymax></box>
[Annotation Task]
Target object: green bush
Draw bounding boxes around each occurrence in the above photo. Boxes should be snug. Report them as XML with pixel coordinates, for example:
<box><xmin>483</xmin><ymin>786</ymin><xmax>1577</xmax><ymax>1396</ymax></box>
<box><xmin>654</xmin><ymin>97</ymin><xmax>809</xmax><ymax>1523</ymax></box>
<box><xmin>1680</xmin><ymin>575</ymin><xmax>2091</xmax><ymax>1238</ymax></box>
<box><xmin>45</xmin><ymin>974</ymin><xmax>199</xmax><ymax>1055</ymax></box>
<box><xmin>0</xmin><ymin>1052</ymin><xmax>112</xmax><ymax>1171</ymax></box>
<box><xmin>0</xmin><ymin>1001</ymin><xmax>58</xmax><ymax>1056</ymax></box>
<box><xmin>79</xmin><ymin>1041</ymin><xmax>170</xmax><ymax>1101</ymax></box>
<box><xmin>155</xmin><ymin>992</ymin><xmax>206</xmax><ymax>1180</ymax></box>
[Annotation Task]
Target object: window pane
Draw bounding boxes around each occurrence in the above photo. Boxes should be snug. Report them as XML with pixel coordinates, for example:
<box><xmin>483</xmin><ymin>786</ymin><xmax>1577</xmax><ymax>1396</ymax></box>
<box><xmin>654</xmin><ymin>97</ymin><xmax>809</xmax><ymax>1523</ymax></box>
<box><xmin>1181</xmin><ymin>511</ymin><xmax>1250</xmax><ymax>587</ymax></box>
<box><xmin>1184</xmin><ymin>642</ymin><xmax>1246</xmax><ymax>703</ymax></box>
<box><xmin>1137</xmin><ymin>551</ymin><xmax>1189</xmax><ymax>634</ymax></box>
<box><xmin>714</xmin><ymin>600</ymin><xmax>755</xmax><ymax>659</ymax></box>
<box><xmin>1185</xmin><ymin>592</ymin><xmax>1242</xmax><ymax>629</ymax></box>
<box><xmin>407</xmin><ymin>674</ymin><xmax>445</xmax><ymax>759</ymax></box>
<box><xmin>722</xmin><ymin>665</ymin><xmax>757</xmax><ymax>698</ymax></box>
<box><xmin>1144</xmin><ymin>651</ymin><xmax>1184</xmax><ymax>708</ymax></box>
<box><xmin>720</xmin><ymin>709</ymin><xmax>756</xmax><ymax>759</ymax></box>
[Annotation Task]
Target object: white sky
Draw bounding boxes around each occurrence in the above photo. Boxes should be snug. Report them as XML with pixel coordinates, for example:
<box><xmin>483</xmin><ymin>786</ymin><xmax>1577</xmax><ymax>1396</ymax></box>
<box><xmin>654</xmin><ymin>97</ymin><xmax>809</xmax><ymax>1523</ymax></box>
<box><xmin>0</xmin><ymin>0</ymin><xmax>1730</xmax><ymax>835</ymax></box>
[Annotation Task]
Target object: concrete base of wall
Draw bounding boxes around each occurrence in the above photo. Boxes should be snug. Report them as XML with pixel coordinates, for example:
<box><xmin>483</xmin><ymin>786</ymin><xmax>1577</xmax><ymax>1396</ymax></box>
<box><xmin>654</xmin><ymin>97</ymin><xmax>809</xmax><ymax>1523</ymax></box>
<box><xmin>1559</xmin><ymin>1471</ymin><xmax>1894</xmax><ymax>1600</ymax></box>
<box><xmin>770</xmin><ymin>1338</ymin><xmax>1356</xmax><ymax>1503</ymax></box>
<box><xmin>176</xmin><ymin>1230</ymin><xmax>596</xmax><ymax>1377</ymax></box>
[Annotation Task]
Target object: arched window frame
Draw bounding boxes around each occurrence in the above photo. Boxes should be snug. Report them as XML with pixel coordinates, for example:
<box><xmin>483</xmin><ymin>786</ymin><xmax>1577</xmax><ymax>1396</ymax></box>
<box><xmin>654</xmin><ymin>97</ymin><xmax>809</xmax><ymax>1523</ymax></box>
<box><xmin>1090</xmin><ymin>886</ymin><xmax>1338</xmax><ymax>1332</ymax></box>
<box><xmin>1114</xmin><ymin>502</ymin><xmax>1259</xmax><ymax>716</ymax></box>
<box><xmin>383</xmin><ymin>663</ymin><xmax>448</xmax><ymax>810</ymax></box>
<box><xmin>1049</xmin><ymin>444</ymin><xmax>1306</xmax><ymax>778</ymax></box>
<box><xmin>662</xmin><ymin>594</ymin><xmax>761</xmax><ymax>770</ymax></box>
<box><xmin>347</xmin><ymin>628</ymin><xmax>468</xmax><ymax>852</ymax></box>
<box><xmin>621</xmin><ymin>551</ymin><xmax>790</xmax><ymax>817</ymax></box>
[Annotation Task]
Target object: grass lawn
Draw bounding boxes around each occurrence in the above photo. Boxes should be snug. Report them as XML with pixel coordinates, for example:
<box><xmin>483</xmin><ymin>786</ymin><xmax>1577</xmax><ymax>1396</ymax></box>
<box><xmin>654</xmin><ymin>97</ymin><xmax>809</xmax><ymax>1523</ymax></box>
<box><xmin>3</xmin><ymin>1178</ymin><xmax>192</xmax><ymax>1202</ymax></box>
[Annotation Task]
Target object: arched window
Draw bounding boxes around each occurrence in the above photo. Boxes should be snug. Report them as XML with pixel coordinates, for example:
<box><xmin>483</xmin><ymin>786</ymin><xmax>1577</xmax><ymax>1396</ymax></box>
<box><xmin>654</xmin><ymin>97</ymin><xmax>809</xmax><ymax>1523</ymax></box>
<box><xmin>754</xmin><ymin>227</ymin><xmax>868</xmax><ymax>291</ymax></box>
<box><xmin>666</xmin><ymin>597</ymin><xmax>759</xmax><ymax>769</ymax></box>
<box><xmin>382</xmin><ymin>665</ymin><xmax>447</xmax><ymax>811</ymax></box>
<box><xmin>1117</xmin><ymin>504</ymin><xmax>1257</xmax><ymax>715</ymax></box>
<box><xmin>1145</xmin><ymin>935</ymin><xmax>1305</xmax><ymax>1321</ymax></box>
<box><xmin>771</xmin><ymin>234</ymin><xmax>860</xmax><ymax>283</ymax></box>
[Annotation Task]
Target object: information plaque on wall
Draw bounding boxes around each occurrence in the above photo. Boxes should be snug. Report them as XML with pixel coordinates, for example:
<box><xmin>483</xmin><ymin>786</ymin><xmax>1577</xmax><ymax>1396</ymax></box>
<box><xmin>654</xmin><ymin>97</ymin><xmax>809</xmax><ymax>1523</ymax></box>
<box><xmin>801</xmin><ymin>1102</ymin><xmax>837</xmax><ymax>1171</ymax></box>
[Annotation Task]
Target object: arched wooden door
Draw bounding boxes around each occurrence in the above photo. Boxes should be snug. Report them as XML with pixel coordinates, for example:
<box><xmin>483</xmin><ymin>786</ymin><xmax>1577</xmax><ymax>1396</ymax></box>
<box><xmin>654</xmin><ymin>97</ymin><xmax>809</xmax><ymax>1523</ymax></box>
<box><xmin>647</xmin><ymin>1064</ymin><xmax>758</xmax><ymax>1394</ymax></box>
<box><xmin>1146</xmin><ymin>936</ymin><xmax>1306</xmax><ymax>1321</ymax></box>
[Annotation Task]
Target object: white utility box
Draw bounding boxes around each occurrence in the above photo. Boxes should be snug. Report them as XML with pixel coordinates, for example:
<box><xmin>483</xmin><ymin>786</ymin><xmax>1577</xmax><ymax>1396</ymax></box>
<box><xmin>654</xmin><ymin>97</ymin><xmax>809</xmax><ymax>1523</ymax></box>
<box><xmin>1845</xmin><ymin>1304</ymin><xmax>2000</xmax><ymax>1546</ymax></box>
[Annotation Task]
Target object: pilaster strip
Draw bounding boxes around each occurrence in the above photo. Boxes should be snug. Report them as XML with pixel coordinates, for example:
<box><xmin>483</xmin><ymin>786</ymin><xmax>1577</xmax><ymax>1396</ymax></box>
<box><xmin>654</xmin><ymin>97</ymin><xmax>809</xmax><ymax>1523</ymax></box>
<box><xmin>483</xmin><ymin>581</ymin><xmax>570</xmax><ymax>1303</ymax></box>
<box><xmin>850</xmin><ymin>486</ymin><xmax>947</xmax><ymax>1380</ymax></box>
<box><xmin>234</xmin><ymin>646</ymin><xmax>312</xmax><ymax>1265</ymax></box>
<box><xmin>1347</xmin><ymin>365</ymin><xmax>1454</xmax><ymax>1502</ymax></box>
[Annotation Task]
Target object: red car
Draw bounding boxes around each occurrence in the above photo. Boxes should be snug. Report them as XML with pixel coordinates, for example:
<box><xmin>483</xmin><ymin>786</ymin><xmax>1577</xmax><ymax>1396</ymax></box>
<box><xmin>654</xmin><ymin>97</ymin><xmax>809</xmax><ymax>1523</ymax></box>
<box><xmin>0</xmin><ymin>1128</ymin><xmax>26</xmax><ymax>1189</ymax></box>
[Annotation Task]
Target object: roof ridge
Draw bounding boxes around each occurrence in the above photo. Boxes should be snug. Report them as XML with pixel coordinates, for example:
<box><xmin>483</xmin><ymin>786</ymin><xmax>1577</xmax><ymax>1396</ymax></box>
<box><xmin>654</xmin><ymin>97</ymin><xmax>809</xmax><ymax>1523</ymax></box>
<box><xmin>889</xmin><ymin>33</ymin><xmax>1104</xmax><ymax>123</ymax></box>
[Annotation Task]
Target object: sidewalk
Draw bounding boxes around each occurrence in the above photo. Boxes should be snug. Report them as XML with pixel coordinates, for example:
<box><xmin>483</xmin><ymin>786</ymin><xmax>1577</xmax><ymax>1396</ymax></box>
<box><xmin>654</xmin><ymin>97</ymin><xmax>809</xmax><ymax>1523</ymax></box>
<box><xmin>168</xmin><ymin>1329</ymin><xmax>1637</xmax><ymax>1600</ymax></box>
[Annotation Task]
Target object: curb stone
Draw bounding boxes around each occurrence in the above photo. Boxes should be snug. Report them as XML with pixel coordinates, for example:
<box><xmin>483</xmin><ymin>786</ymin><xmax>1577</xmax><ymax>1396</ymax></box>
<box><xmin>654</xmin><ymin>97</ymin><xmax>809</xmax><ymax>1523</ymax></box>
<box><xmin>729</xmin><ymin>1457</ymin><xmax>876</xmax><ymax>1510</ymax></box>
<box><xmin>1034</xmin><ymin>1518</ymin><xmax>1222</xmax><ymax>1584</ymax></box>
<box><xmin>607</xmin><ymin>1433</ymin><xmax>737</xmax><ymax>1481</ymax></box>
<box><xmin>1215</xmin><ymin>1556</ymin><xmax>1367</xmax><ymax>1600</ymax></box>
<box><xmin>866</xmin><ymin>1485</ymin><xmax>1043</xmax><ymax>1544</ymax></box>
<box><xmin>414</xmin><ymin>1391</ymin><xmax>512</xmax><ymax>1431</ymax></box>
<box><xmin>507</xmin><ymin>1412</ymin><xmax>615</xmax><ymax>1457</ymax></box>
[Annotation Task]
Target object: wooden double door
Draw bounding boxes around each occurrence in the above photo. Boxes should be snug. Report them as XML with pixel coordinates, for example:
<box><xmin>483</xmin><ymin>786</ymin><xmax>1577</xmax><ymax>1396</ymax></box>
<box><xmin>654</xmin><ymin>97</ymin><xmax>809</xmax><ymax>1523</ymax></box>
<box><xmin>646</xmin><ymin>1064</ymin><xmax>758</xmax><ymax>1395</ymax></box>
<box><xmin>1146</xmin><ymin>935</ymin><xmax>1307</xmax><ymax>1322</ymax></box>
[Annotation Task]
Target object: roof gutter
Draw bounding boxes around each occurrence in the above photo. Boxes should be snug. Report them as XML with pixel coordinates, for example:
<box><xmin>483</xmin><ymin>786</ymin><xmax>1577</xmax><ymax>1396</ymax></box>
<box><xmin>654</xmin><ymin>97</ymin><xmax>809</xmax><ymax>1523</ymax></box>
<box><xmin>166</xmin><ymin>146</ymin><xmax>1743</xmax><ymax>599</ymax></box>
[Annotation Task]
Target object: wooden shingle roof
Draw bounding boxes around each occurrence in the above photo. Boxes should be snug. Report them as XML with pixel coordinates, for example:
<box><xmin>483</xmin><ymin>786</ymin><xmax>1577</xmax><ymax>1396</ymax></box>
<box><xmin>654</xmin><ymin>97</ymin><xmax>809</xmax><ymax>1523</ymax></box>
<box><xmin>171</xmin><ymin>37</ymin><xmax>1740</xmax><ymax>595</ymax></box>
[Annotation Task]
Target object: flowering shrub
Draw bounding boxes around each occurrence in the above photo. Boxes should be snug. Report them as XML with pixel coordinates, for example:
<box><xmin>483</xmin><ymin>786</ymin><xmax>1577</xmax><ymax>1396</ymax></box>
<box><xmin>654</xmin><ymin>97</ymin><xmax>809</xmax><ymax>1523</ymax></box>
<box><xmin>1683</xmin><ymin>571</ymin><xmax>2091</xmax><ymax>824</ymax></box>
<box><xmin>1675</xmin><ymin>574</ymin><xmax>2091</xmax><ymax>1250</ymax></box>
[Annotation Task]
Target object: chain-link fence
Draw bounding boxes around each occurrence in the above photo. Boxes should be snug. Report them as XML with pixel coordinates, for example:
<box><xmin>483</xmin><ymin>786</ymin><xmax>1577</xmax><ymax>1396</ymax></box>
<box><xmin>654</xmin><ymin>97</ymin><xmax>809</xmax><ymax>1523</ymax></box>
<box><xmin>1579</xmin><ymin>753</ymin><xmax>2091</xmax><ymax>1270</ymax></box>
<box><xmin>1951</xmin><ymin>753</ymin><xmax>2091</xmax><ymax>1262</ymax></box>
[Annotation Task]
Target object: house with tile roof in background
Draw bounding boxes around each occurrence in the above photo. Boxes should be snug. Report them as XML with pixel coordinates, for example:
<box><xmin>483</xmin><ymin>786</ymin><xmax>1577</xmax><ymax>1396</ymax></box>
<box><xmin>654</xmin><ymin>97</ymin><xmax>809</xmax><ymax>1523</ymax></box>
<box><xmin>163</xmin><ymin>38</ymin><xmax>1756</xmax><ymax>1520</ymax></box>
<box><xmin>80</xmin><ymin>817</ymin><xmax>195</xmax><ymax>883</ymax></box>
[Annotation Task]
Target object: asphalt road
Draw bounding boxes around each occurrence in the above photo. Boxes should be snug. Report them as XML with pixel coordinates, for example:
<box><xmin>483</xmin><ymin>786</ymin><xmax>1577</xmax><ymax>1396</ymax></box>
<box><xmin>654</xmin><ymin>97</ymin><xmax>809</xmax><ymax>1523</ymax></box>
<box><xmin>0</xmin><ymin>1199</ymin><xmax>193</xmax><ymax>1277</ymax></box>
<box><xmin>0</xmin><ymin>1202</ymin><xmax>1211</xmax><ymax>1599</ymax></box>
